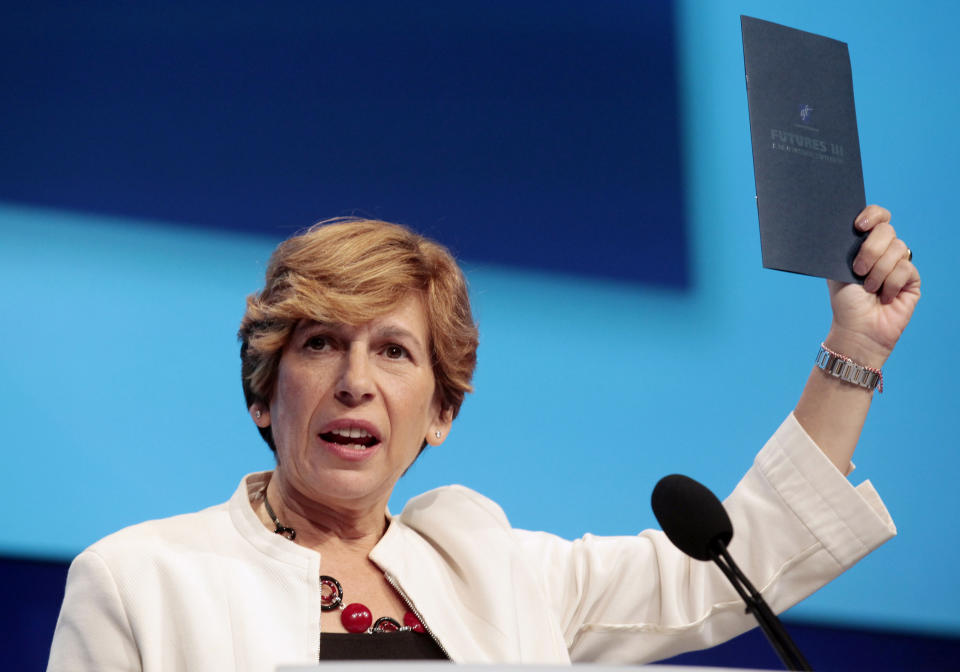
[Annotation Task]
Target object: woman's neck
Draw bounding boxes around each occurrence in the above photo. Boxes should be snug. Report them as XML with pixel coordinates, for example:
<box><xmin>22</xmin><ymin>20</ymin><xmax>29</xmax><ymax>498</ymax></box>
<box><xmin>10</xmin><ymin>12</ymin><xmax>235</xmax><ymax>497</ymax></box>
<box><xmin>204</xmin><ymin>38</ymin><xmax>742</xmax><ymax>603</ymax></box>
<box><xmin>258</xmin><ymin>470</ymin><xmax>390</xmax><ymax>554</ymax></box>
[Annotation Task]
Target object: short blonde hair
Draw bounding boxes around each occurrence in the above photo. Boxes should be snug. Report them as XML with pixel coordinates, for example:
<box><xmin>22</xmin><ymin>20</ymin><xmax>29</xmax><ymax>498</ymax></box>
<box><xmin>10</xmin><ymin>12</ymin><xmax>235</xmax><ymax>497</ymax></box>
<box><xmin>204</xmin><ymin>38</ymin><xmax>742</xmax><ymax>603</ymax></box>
<box><xmin>238</xmin><ymin>217</ymin><xmax>478</xmax><ymax>451</ymax></box>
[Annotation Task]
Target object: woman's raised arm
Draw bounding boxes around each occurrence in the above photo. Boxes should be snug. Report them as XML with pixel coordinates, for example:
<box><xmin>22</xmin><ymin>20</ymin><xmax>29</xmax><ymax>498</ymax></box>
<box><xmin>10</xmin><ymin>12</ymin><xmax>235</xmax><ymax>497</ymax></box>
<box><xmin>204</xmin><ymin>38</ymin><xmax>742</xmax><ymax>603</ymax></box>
<box><xmin>794</xmin><ymin>205</ymin><xmax>921</xmax><ymax>473</ymax></box>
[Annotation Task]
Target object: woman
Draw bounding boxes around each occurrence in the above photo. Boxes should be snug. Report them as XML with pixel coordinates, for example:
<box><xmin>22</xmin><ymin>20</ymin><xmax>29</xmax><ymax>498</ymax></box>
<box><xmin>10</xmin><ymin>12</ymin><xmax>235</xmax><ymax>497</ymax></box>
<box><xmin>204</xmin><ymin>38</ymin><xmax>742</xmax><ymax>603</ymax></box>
<box><xmin>48</xmin><ymin>208</ymin><xmax>919</xmax><ymax>670</ymax></box>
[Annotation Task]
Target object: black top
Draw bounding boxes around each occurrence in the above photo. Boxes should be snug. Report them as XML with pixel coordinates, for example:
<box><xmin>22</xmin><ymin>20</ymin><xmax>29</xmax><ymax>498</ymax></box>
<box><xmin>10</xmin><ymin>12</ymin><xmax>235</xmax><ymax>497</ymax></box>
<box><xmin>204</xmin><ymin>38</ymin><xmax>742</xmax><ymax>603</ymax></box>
<box><xmin>319</xmin><ymin>631</ymin><xmax>448</xmax><ymax>660</ymax></box>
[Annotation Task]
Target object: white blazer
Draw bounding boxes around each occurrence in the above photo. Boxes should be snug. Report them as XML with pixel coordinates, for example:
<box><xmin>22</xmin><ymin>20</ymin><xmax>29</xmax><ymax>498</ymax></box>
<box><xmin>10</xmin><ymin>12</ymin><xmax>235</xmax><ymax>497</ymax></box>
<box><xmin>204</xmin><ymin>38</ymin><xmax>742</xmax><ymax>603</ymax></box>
<box><xmin>48</xmin><ymin>413</ymin><xmax>895</xmax><ymax>671</ymax></box>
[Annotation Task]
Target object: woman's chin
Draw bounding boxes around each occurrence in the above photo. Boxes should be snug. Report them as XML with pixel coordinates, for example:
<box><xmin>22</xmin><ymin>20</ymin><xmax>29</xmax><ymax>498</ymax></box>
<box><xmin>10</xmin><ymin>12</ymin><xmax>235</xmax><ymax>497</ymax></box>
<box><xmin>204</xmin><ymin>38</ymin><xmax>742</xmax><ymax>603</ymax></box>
<box><xmin>298</xmin><ymin>462</ymin><xmax>396</xmax><ymax>509</ymax></box>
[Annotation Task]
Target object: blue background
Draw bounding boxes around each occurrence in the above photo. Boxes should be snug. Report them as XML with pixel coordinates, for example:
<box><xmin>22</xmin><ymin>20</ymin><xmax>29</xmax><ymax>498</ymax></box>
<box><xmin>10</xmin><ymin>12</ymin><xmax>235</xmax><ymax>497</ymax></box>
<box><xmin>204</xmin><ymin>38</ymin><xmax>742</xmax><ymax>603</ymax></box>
<box><xmin>3</xmin><ymin>0</ymin><xmax>958</xmax><ymax>668</ymax></box>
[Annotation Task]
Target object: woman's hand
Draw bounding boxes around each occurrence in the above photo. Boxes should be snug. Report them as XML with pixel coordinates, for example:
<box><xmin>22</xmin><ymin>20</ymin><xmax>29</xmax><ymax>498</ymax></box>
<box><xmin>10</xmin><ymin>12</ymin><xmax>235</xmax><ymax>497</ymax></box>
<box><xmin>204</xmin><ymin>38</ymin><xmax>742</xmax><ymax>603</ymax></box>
<box><xmin>825</xmin><ymin>205</ymin><xmax>921</xmax><ymax>368</ymax></box>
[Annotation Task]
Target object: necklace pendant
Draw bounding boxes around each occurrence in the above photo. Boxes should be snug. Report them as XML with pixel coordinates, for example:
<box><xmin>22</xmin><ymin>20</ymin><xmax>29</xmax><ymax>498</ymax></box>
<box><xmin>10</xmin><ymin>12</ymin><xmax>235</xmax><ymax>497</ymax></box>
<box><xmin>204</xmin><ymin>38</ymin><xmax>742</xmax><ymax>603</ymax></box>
<box><xmin>342</xmin><ymin>602</ymin><xmax>373</xmax><ymax>633</ymax></box>
<box><xmin>319</xmin><ymin>574</ymin><xmax>424</xmax><ymax>635</ymax></box>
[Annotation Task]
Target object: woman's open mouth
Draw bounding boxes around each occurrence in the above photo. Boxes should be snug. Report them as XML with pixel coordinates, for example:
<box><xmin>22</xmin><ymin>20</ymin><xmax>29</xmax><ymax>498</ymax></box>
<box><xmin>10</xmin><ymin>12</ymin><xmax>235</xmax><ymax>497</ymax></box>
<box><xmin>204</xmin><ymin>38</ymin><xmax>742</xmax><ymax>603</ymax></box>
<box><xmin>319</xmin><ymin>427</ymin><xmax>381</xmax><ymax>451</ymax></box>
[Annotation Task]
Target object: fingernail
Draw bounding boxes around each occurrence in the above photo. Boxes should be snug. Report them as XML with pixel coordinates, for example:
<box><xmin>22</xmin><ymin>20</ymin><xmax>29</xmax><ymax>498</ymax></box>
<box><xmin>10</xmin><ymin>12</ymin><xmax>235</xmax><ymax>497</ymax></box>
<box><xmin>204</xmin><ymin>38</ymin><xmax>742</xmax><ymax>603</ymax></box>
<box><xmin>853</xmin><ymin>260</ymin><xmax>867</xmax><ymax>275</ymax></box>
<box><xmin>863</xmin><ymin>278</ymin><xmax>878</xmax><ymax>293</ymax></box>
<box><xmin>855</xmin><ymin>216</ymin><xmax>869</xmax><ymax>231</ymax></box>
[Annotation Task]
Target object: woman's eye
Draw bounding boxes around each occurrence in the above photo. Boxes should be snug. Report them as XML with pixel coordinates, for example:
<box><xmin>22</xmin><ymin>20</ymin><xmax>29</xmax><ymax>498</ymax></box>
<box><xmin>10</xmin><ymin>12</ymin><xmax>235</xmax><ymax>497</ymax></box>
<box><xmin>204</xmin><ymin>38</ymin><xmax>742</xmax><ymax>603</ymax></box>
<box><xmin>305</xmin><ymin>335</ymin><xmax>329</xmax><ymax>350</ymax></box>
<box><xmin>383</xmin><ymin>344</ymin><xmax>408</xmax><ymax>360</ymax></box>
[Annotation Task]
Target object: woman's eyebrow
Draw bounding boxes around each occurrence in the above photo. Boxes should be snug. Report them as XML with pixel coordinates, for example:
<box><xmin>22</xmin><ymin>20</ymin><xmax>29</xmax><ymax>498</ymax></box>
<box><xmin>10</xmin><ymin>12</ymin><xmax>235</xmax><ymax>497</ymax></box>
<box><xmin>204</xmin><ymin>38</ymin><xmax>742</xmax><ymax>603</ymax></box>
<box><xmin>375</xmin><ymin>326</ymin><xmax>424</xmax><ymax>351</ymax></box>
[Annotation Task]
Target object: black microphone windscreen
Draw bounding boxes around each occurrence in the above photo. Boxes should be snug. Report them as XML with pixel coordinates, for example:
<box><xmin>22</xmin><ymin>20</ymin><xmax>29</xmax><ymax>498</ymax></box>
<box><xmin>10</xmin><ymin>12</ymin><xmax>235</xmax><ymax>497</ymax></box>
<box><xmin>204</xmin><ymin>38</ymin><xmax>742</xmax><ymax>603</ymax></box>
<box><xmin>651</xmin><ymin>474</ymin><xmax>733</xmax><ymax>561</ymax></box>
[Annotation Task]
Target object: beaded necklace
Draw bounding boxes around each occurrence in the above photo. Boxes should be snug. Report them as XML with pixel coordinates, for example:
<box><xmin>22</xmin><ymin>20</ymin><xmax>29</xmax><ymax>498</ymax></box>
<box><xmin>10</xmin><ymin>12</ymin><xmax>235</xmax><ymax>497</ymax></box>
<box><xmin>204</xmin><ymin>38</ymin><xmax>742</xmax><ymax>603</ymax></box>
<box><xmin>263</xmin><ymin>493</ymin><xmax>426</xmax><ymax>634</ymax></box>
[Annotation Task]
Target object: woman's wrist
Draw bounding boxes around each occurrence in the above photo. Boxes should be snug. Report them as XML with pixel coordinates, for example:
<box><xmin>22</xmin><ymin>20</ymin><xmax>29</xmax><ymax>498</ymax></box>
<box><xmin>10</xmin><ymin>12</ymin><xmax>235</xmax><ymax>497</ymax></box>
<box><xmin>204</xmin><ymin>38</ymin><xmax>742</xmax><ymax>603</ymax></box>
<box><xmin>823</xmin><ymin>325</ymin><xmax>892</xmax><ymax>371</ymax></box>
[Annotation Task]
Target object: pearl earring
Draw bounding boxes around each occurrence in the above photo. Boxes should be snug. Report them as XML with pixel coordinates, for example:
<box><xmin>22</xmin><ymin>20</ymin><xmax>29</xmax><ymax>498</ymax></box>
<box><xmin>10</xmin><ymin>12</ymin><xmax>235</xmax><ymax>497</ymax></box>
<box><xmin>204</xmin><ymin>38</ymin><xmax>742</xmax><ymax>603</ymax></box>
<box><xmin>255</xmin><ymin>410</ymin><xmax>262</xmax><ymax>419</ymax></box>
<box><xmin>434</xmin><ymin>431</ymin><xmax>441</xmax><ymax>438</ymax></box>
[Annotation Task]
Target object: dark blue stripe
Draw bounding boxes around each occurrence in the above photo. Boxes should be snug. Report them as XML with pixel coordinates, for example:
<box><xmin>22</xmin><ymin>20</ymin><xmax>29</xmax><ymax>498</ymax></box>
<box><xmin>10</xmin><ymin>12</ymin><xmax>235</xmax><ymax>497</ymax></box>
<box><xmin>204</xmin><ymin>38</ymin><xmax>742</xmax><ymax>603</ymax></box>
<box><xmin>0</xmin><ymin>1</ymin><xmax>688</xmax><ymax>286</ymax></box>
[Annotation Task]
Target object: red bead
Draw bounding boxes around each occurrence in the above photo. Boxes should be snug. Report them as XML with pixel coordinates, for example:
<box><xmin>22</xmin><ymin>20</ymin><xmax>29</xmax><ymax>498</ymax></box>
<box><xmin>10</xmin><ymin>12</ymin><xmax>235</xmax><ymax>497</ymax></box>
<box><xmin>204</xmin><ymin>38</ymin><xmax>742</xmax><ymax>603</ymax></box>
<box><xmin>341</xmin><ymin>602</ymin><xmax>372</xmax><ymax>633</ymax></box>
<box><xmin>403</xmin><ymin>610</ymin><xmax>426</xmax><ymax>633</ymax></box>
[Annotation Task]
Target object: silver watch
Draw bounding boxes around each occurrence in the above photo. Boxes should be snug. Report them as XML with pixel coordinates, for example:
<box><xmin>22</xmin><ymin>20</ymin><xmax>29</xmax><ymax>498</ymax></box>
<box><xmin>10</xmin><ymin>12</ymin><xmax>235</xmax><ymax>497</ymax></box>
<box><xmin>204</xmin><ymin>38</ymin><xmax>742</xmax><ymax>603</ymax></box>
<box><xmin>814</xmin><ymin>346</ymin><xmax>880</xmax><ymax>391</ymax></box>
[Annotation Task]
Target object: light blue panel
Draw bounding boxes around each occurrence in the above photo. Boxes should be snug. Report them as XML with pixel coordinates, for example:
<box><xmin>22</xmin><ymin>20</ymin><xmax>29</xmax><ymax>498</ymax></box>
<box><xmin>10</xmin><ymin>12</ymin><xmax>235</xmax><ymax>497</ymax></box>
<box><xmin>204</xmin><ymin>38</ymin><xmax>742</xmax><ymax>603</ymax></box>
<box><xmin>674</xmin><ymin>0</ymin><xmax>960</xmax><ymax>634</ymax></box>
<box><xmin>1</xmin><ymin>206</ymin><xmax>277</xmax><ymax>557</ymax></box>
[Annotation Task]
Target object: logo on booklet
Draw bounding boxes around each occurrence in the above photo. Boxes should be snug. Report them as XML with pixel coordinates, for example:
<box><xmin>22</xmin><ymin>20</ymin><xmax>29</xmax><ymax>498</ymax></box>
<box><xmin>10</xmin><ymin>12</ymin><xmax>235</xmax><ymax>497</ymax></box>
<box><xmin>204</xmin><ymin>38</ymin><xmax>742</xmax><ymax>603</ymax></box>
<box><xmin>798</xmin><ymin>104</ymin><xmax>814</xmax><ymax>124</ymax></box>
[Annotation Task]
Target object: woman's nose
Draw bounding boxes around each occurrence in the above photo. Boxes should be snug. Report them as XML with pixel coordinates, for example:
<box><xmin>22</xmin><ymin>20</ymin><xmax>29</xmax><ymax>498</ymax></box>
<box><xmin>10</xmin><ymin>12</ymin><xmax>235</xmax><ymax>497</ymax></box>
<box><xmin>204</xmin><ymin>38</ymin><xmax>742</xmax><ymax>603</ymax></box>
<box><xmin>334</xmin><ymin>345</ymin><xmax>374</xmax><ymax>406</ymax></box>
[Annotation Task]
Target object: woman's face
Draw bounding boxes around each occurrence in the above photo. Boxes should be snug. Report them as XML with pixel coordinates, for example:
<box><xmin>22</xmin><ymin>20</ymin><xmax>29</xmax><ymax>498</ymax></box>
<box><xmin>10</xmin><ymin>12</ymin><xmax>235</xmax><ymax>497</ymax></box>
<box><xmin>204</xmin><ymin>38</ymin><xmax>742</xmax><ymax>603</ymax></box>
<box><xmin>255</xmin><ymin>292</ymin><xmax>451</xmax><ymax>512</ymax></box>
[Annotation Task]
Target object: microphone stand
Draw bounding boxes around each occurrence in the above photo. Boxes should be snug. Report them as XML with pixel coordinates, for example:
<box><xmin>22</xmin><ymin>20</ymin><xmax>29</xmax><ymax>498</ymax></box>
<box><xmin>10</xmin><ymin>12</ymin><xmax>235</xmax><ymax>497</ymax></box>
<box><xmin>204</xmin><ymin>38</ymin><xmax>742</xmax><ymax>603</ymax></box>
<box><xmin>708</xmin><ymin>540</ymin><xmax>812</xmax><ymax>671</ymax></box>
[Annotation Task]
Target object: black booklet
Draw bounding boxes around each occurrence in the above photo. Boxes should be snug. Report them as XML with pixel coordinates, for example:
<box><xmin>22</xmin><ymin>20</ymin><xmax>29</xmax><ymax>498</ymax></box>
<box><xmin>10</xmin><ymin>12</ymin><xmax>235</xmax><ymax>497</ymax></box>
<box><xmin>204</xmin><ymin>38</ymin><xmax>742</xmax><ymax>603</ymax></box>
<box><xmin>741</xmin><ymin>15</ymin><xmax>866</xmax><ymax>283</ymax></box>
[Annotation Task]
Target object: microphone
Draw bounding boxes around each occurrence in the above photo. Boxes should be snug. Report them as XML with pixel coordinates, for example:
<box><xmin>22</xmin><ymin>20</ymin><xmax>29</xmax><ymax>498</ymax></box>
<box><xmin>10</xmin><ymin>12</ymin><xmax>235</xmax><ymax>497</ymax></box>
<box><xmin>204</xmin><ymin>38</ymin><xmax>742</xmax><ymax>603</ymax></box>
<box><xmin>650</xmin><ymin>474</ymin><xmax>732</xmax><ymax>561</ymax></box>
<box><xmin>651</xmin><ymin>474</ymin><xmax>812</xmax><ymax>671</ymax></box>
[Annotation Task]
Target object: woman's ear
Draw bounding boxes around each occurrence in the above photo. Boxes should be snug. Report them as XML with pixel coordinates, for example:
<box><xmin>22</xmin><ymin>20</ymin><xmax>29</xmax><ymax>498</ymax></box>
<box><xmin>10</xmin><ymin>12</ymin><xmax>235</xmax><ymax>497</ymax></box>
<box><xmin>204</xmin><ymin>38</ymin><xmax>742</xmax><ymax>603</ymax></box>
<box><xmin>250</xmin><ymin>404</ymin><xmax>271</xmax><ymax>428</ymax></box>
<box><xmin>427</xmin><ymin>407</ymin><xmax>454</xmax><ymax>446</ymax></box>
